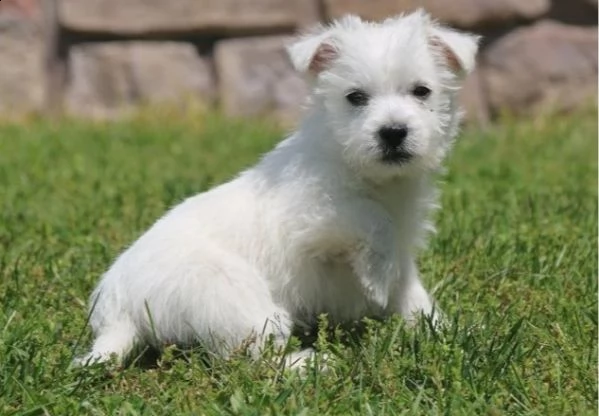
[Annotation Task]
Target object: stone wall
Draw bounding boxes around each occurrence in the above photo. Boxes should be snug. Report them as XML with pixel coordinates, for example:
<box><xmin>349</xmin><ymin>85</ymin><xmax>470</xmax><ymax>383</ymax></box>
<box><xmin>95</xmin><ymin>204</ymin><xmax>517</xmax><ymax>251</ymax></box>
<box><xmin>0</xmin><ymin>0</ymin><xmax>596</xmax><ymax>123</ymax></box>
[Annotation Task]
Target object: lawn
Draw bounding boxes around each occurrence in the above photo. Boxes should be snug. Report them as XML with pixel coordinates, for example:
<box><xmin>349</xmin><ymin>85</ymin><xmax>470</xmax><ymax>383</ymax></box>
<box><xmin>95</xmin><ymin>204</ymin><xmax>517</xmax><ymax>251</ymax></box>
<box><xmin>0</xmin><ymin>108</ymin><xmax>597</xmax><ymax>415</ymax></box>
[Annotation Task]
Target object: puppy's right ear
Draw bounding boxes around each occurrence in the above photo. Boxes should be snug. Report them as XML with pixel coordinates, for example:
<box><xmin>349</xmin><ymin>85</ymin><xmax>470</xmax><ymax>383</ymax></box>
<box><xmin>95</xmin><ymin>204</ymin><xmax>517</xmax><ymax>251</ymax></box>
<box><xmin>287</xmin><ymin>28</ymin><xmax>338</xmax><ymax>76</ymax></box>
<box><xmin>429</xmin><ymin>25</ymin><xmax>480</xmax><ymax>76</ymax></box>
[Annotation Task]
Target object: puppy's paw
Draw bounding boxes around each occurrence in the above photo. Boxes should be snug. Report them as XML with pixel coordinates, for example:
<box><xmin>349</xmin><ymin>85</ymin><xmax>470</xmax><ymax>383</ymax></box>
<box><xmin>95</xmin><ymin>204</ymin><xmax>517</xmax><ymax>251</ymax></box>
<box><xmin>284</xmin><ymin>348</ymin><xmax>331</xmax><ymax>376</ymax></box>
<box><xmin>70</xmin><ymin>351</ymin><xmax>120</xmax><ymax>368</ymax></box>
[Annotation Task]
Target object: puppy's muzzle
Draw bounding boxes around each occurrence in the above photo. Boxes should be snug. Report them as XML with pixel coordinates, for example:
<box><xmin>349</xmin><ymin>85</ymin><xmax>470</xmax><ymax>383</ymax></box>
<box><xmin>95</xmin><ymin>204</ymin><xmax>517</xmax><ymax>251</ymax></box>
<box><xmin>378</xmin><ymin>124</ymin><xmax>412</xmax><ymax>163</ymax></box>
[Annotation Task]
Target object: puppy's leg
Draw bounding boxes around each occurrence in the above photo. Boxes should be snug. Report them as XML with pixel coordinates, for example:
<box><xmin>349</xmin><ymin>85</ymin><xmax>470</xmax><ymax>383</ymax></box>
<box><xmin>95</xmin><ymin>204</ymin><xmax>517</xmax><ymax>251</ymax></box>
<box><xmin>132</xmin><ymin>245</ymin><xmax>302</xmax><ymax>365</ymax></box>
<box><xmin>333</xmin><ymin>200</ymin><xmax>406</xmax><ymax>309</ymax></box>
<box><xmin>351</xmin><ymin>247</ymin><xmax>398</xmax><ymax>308</ymax></box>
<box><xmin>388</xmin><ymin>257</ymin><xmax>439</xmax><ymax>325</ymax></box>
<box><xmin>168</xmin><ymin>251</ymin><xmax>296</xmax><ymax>359</ymax></box>
<box><xmin>348</xmin><ymin>220</ymin><xmax>402</xmax><ymax>309</ymax></box>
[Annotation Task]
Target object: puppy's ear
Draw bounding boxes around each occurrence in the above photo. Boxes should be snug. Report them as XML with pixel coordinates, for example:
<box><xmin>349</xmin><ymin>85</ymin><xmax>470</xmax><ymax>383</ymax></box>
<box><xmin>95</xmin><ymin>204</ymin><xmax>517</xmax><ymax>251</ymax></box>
<box><xmin>429</xmin><ymin>25</ymin><xmax>480</xmax><ymax>76</ymax></box>
<box><xmin>287</xmin><ymin>27</ymin><xmax>338</xmax><ymax>76</ymax></box>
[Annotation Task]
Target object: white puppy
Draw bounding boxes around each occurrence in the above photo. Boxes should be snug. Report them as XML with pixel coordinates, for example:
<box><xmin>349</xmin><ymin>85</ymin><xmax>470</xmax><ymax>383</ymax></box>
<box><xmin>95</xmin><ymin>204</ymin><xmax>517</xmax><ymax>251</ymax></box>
<box><xmin>76</xmin><ymin>10</ymin><xmax>479</xmax><ymax>367</ymax></box>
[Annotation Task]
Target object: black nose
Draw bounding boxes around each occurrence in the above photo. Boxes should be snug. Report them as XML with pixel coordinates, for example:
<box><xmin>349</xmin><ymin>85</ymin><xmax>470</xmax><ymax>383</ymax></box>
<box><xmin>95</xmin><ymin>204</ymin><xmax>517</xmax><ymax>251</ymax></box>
<box><xmin>378</xmin><ymin>125</ymin><xmax>408</xmax><ymax>148</ymax></box>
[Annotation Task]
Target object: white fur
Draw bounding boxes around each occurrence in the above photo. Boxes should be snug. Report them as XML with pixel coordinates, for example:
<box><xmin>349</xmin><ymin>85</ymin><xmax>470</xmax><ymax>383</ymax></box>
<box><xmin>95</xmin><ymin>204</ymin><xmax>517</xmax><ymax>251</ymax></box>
<box><xmin>75</xmin><ymin>11</ymin><xmax>479</xmax><ymax>368</ymax></box>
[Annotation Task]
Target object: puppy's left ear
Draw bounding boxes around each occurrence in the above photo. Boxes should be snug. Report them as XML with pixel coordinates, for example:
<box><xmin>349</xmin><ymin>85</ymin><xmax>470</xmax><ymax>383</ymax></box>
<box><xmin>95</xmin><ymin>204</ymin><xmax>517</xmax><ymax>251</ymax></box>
<box><xmin>429</xmin><ymin>25</ymin><xmax>480</xmax><ymax>76</ymax></box>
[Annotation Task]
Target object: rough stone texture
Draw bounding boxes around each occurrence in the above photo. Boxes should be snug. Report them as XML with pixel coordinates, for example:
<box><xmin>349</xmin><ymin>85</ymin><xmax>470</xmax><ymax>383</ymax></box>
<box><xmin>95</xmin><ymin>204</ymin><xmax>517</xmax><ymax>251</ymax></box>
<box><xmin>0</xmin><ymin>16</ymin><xmax>44</xmax><ymax>114</ymax></box>
<box><xmin>460</xmin><ymin>69</ymin><xmax>491</xmax><ymax>125</ymax></box>
<box><xmin>66</xmin><ymin>42</ymin><xmax>216</xmax><ymax>118</ymax></box>
<box><xmin>215</xmin><ymin>36</ymin><xmax>308</xmax><ymax>122</ymax></box>
<box><xmin>294</xmin><ymin>0</ymin><xmax>324</xmax><ymax>28</ymax></box>
<box><xmin>0</xmin><ymin>0</ymin><xmax>596</xmax><ymax>122</ymax></box>
<box><xmin>324</xmin><ymin>0</ymin><xmax>550</xmax><ymax>29</ymax></box>
<box><xmin>548</xmin><ymin>0</ymin><xmax>598</xmax><ymax>25</ymax></box>
<box><xmin>57</xmin><ymin>0</ymin><xmax>303</xmax><ymax>35</ymax></box>
<box><xmin>43</xmin><ymin>0</ymin><xmax>65</xmax><ymax>115</ymax></box>
<box><xmin>0</xmin><ymin>0</ymin><xmax>41</xmax><ymax>19</ymax></box>
<box><xmin>482</xmin><ymin>20</ymin><xmax>598</xmax><ymax>115</ymax></box>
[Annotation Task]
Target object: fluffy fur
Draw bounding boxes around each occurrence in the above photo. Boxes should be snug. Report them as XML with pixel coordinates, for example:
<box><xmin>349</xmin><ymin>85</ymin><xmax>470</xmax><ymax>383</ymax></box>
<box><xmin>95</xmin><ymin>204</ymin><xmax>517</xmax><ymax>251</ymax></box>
<box><xmin>75</xmin><ymin>10</ymin><xmax>479</xmax><ymax>368</ymax></box>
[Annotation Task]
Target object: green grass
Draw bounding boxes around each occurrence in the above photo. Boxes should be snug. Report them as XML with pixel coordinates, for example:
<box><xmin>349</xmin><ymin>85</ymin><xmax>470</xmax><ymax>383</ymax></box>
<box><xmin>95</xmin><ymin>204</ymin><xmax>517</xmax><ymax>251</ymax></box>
<box><xmin>0</xmin><ymin>108</ymin><xmax>597</xmax><ymax>415</ymax></box>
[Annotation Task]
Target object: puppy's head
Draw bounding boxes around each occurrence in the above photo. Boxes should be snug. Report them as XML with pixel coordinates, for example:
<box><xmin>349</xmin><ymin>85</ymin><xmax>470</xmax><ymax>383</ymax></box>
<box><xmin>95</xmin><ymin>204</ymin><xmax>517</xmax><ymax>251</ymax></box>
<box><xmin>288</xmin><ymin>10</ymin><xmax>479</xmax><ymax>181</ymax></box>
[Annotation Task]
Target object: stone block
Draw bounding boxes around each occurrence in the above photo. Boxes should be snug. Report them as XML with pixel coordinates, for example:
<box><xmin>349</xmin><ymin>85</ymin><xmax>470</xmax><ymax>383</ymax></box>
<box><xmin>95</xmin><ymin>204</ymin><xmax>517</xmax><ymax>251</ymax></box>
<box><xmin>0</xmin><ymin>15</ymin><xmax>44</xmax><ymax>114</ymax></box>
<box><xmin>482</xmin><ymin>20</ymin><xmax>598</xmax><ymax>115</ymax></box>
<box><xmin>65</xmin><ymin>42</ymin><xmax>216</xmax><ymax>117</ymax></box>
<box><xmin>215</xmin><ymin>36</ymin><xmax>308</xmax><ymax>122</ymax></box>
<box><xmin>57</xmin><ymin>0</ymin><xmax>302</xmax><ymax>35</ymax></box>
<box><xmin>324</xmin><ymin>0</ymin><xmax>550</xmax><ymax>29</ymax></box>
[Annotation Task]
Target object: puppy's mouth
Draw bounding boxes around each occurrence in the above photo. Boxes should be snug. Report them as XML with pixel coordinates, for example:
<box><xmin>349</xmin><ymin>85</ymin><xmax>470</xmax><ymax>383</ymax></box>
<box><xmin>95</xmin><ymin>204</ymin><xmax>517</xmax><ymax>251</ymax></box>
<box><xmin>380</xmin><ymin>147</ymin><xmax>414</xmax><ymax>164</ymax></box>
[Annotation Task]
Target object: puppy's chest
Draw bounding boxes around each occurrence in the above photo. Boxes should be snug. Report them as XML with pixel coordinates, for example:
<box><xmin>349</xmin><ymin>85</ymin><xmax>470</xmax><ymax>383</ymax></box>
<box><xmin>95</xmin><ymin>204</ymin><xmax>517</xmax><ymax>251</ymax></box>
<box><xmin>289</xmin><ymin>254</ymin><xmax>383</xmax><ymax>325</ymax></box>
<box><xmin>370</xmin><ymin>182</ymin><xmax>427</xmax><ymax>236</ymax></box>
<box><xmin>373</xmin><ymin>185</ymin><xmax>417</xmax><ymax>219</ymax></box>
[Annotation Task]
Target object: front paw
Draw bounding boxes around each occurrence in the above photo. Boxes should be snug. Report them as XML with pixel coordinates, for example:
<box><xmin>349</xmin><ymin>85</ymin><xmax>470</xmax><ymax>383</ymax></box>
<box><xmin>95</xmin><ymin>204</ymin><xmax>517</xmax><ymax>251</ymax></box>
<box><xmin>398</xmin><ymin>286</ymin><xmax>443</xmax><ymax>328</ymax></box>
<box><xmin>405</xmin><ymin>305</ymin><xmax>444</xmax><ymax>329</ymax></box>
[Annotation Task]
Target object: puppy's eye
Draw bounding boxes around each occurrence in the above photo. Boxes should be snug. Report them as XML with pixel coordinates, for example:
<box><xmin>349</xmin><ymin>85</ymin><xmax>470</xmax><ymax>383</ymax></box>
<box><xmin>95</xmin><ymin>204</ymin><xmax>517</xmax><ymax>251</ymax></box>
<box><xmin>412</xmin><ymin>85</ymin><xmax>431</xmax><ymax>99</ymax></box>
<box><xmin>345</xmin><ymin>90</ymin><xmax>369</xmax><ymax>106</ymax></box>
